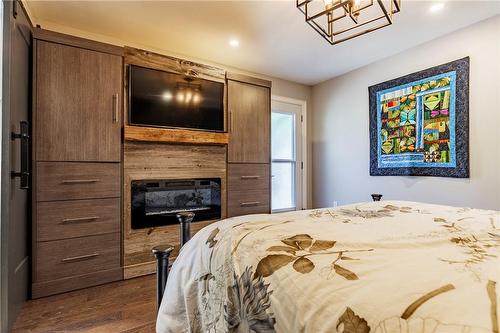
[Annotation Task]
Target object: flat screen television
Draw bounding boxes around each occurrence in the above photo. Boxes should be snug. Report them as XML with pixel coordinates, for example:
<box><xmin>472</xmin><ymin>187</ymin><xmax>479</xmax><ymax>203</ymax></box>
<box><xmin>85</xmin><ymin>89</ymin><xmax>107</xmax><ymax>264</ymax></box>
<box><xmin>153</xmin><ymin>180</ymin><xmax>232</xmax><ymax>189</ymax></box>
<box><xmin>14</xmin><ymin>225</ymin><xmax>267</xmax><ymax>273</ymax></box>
<box><xmin>128</xmin><ymin>65</ymin><xmax>225</xmax><ymax>132</ymax></box>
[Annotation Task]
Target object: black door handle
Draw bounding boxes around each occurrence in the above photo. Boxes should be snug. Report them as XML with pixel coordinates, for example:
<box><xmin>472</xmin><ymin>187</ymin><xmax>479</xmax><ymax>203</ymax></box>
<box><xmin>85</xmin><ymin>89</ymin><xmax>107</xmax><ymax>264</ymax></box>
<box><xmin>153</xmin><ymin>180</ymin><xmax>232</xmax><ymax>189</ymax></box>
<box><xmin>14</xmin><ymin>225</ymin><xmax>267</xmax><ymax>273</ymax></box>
<box><xmin>11</xmin><ymin>121</ymin><xmax>30</xmax><ymax>190</ymax></box>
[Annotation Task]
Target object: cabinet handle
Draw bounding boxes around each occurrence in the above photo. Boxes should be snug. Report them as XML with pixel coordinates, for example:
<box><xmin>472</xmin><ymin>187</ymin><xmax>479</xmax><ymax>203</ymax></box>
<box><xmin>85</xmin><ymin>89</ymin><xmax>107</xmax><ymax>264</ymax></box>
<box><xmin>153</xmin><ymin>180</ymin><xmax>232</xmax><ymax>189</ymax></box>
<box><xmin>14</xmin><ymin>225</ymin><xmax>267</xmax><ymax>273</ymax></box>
<box><xmin>61</xmin><ymin>253</ymin><xmax>99</xmax><ymax>263</ymax></box>
<box><xmin>241</xmin><ymin>175</ymin><xmax>260</xmax><ymax>180</ymax></box>
<box><xmin>112</xmin><ymin>93</ymin><xmax>119</xmax><ymax>123</ymax></box>
<box><xmin>61</xmin><ymin>179</ymin><xmax>100</xmax><ymax>184</ymax></box>
<box><xmin>61</xmin><ymin>216</ymin><xmax>99</xmax><ymax>224</ymax></box>
<box><xmin>240</xmin><ymin>201</ymin><xmax>261</xmax><ymax>207</ymax></box>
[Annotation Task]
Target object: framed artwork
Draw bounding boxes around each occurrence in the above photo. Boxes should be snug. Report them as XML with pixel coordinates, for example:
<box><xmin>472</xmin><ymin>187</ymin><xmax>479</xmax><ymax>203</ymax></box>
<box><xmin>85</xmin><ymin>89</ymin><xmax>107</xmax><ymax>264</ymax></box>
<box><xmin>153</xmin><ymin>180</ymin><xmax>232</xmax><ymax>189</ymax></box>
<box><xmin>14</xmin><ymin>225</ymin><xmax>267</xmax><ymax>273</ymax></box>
<box><xmin>369</xmin><ymin>57</ymin><xmax>470</xmax><ymax>178</ymax></box>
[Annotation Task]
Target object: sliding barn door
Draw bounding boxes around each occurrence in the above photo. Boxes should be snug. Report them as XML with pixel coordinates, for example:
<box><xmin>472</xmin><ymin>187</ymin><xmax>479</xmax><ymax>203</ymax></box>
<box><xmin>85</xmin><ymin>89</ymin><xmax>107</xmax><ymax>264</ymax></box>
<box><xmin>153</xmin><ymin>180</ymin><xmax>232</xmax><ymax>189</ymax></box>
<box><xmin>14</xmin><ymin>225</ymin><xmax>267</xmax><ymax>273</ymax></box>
<box><xmin>1</xmin><ymin>1</ymin><xmax>32</xmax><ymax>330</ymax></box>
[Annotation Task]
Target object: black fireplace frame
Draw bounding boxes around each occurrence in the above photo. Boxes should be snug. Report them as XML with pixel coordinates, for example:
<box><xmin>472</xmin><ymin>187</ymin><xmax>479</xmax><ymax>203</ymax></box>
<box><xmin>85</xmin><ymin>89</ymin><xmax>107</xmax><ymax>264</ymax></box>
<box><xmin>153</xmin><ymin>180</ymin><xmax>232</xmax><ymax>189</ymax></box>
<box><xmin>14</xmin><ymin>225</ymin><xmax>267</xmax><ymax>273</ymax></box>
<box><xmin>131</xmin><ymin>177</ymin><xmax>221</xmax><ymax>229</ymax></box>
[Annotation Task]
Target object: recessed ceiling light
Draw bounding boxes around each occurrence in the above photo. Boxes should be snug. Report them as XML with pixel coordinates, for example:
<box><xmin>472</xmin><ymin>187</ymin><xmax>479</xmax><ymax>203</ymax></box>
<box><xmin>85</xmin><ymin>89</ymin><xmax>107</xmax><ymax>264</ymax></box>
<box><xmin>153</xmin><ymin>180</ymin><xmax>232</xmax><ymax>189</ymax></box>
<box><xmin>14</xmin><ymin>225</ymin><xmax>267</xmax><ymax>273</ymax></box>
<box><xmin>229</xmin><ymin>38</ymin><xmax>240</xmax><ymax>48</ymax></box>
<box><xmin>429</xmin><ymin>2</ymin><xmax>445</xmax><ymax>13</ymax></box>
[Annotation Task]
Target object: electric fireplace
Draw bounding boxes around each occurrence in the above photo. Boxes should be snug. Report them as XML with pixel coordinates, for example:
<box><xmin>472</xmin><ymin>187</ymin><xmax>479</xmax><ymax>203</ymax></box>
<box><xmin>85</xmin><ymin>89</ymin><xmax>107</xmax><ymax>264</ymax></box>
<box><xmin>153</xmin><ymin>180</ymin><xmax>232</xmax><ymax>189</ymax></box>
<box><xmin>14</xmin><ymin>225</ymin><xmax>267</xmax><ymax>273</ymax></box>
<box><xmin>131</xmin><ymin>178</ymin><xmax>221</xmax><ymax>229</ymax></box>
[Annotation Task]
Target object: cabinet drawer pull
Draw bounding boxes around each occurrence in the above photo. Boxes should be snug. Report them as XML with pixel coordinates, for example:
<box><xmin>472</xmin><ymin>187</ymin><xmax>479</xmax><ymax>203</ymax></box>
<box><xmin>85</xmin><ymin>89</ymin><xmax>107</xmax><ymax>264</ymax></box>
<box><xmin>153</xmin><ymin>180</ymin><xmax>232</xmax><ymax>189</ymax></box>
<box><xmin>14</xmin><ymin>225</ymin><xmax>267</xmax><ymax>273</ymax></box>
<box><xmin>61</xmin><ymin>179</ymin><xmax>100</xmax><ymax>184</ymax></box>
<box><xmin>240</xmin><ymin>201</ymin><xmax>261</xmax><ymax>207</ymax></box>
<box><xmin>241</xmin><ymin>175</ymin><xmax>260</xmax><ymax>180</ymax></box>
<box><xmin>61</xmin><ymin>216</ymin><xmax>99</xmax><ymax>224</ymax></box>
<box><xmin>112</xmin><ymin>93</ymin><xmax>119</xmax><ymax>123</ymax></box>
<box><xmin>61</xmin><ymin>253</ymin><xmax>99</xmax><ymax>263</ymax></box>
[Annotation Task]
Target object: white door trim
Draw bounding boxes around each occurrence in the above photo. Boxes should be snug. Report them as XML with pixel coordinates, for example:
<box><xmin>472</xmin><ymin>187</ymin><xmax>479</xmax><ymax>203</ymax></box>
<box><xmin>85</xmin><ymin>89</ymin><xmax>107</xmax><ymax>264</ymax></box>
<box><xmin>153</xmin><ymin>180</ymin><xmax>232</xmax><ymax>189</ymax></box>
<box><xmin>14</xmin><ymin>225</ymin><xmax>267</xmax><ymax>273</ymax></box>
<box><xmin>271</xmin><ymin>95</ymin><xmax>308</xmax><ymax>210</ymax></box>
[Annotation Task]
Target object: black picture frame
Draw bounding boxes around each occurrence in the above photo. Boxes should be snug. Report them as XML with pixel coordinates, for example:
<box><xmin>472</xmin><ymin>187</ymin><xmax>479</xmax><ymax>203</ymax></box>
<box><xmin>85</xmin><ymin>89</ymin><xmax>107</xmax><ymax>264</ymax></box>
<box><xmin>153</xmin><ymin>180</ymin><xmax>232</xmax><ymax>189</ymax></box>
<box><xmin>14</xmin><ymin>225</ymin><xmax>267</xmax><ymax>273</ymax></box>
<box><xmin>368</xmin><ymin>57</ymin><xmax>470</xmax><ymax>178</ymax></box>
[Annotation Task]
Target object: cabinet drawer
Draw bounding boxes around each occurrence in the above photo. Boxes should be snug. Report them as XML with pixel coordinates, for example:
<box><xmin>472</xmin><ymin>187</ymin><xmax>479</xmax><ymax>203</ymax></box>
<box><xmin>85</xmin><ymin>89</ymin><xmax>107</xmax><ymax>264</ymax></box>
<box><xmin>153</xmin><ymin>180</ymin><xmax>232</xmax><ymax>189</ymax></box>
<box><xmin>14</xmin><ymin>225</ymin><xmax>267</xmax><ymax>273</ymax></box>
<box><xmin>228</xmin><ymin>163</ymin><xmax>270</xmax><ymax>191</ymax></box>
<box><xmin>37</xmin><ymin>198</ymin><xmax>120</xmax><ymax>241</ymax></box>
<box><xmin>37</xmin><ymin>162</ymin><xmax>120</xmax><ymax>201</ymax></box>
<box><xmin>228</xmin><ymin>189</ymin><xmax>270</xmax><ymax>217</ymax></box>
<box><xmin>35</xmin><ymin>233</ymin><xmax>120</xmax><ymax>282</ymax></box>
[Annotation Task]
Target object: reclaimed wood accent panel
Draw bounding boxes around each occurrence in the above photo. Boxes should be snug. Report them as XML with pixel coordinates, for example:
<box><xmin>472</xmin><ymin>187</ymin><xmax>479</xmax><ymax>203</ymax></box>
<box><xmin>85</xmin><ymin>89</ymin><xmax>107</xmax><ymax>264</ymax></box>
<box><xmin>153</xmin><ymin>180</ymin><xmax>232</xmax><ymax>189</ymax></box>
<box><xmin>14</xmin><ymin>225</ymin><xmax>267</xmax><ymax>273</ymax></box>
<box><xmin>123</xmin><ymin>142</ymin><xmax>227</xmax><ymax>278</ymax></box>
<box><xmin>35</xmin><ymin>40</ymin><xmax>122</xmax><ymax>162</ymax></box>
<box><xmin>124</xmin><ymin>46</ymin><xmax>225</xmax><ymax>83</ymax></box>
<box><xmin>124</xmin><ymin>125</ymin><xmax>229</xmax><ymax>145</ymax></box>
<box><xmin>123</xmin><ymin>219</ymin><xmax>214</xmax><ymax>279</ymax></box>
<box><xmin>123</xmin><ymin>47</ymin><xmax>228</xmax><ymax>132</ymax></box>
<box><xmin>227</xmin><ymin>80</ymin><xmax>271</xmax><ymax>163</ymax></box>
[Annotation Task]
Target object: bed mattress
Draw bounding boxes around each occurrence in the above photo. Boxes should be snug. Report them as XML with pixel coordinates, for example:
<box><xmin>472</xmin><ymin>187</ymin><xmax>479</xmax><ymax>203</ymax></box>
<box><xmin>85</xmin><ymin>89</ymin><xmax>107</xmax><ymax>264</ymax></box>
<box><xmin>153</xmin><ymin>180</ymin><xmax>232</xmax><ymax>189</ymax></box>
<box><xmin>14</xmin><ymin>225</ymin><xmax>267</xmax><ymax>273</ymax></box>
<box><xmin>157</xmin><ymin>201</ymin><xmax>499</xmax><ymax>333</ymax></box>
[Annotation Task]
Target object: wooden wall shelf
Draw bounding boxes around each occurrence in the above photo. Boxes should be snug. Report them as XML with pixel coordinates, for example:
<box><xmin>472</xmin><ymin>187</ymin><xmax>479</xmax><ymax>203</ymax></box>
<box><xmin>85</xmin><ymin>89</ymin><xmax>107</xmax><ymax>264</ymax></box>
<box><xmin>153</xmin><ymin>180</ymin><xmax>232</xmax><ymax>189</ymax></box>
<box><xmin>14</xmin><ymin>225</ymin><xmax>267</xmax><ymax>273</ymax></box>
<box><xmin>124</xmin><ymin>125</ymin><xmax>229</xmax><ymax>145</ymax></box>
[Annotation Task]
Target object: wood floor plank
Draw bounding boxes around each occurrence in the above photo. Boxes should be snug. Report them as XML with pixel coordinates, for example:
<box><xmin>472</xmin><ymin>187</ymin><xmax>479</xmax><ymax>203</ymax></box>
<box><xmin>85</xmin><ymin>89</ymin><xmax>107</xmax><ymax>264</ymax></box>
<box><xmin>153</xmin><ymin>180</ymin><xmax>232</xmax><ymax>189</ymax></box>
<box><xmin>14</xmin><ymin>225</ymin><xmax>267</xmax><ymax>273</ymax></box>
<box><xmin>12</xmin><ymin>275</ymin><xmax>157</xmax><ymax>333</ymax></box>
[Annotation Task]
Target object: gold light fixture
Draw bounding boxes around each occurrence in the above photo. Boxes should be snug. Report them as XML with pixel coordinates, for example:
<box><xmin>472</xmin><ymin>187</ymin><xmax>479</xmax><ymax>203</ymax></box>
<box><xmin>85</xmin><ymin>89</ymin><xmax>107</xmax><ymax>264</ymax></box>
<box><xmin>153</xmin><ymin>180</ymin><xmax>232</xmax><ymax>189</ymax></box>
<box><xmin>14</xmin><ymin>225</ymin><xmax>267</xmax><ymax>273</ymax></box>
<box><xmin>297</xmin><ymin>0</ymin><xmax>401</xmax><ymax>45</ymax></box>
<box><xmin>175</xmin><ymin>78</ymin><xmax>202</xmax><ymax>106</ymax></box>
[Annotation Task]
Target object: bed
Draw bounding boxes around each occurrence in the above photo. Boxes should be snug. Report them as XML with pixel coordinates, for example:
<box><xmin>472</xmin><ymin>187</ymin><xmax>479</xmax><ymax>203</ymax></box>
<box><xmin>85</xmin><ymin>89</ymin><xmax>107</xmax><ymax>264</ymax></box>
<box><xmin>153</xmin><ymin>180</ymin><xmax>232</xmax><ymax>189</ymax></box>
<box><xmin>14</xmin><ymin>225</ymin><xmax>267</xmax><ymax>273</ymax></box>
<box><xmin>156</xmin><ymin>201</ymin><xmax>499</xmax><ymax>333</ymax></box>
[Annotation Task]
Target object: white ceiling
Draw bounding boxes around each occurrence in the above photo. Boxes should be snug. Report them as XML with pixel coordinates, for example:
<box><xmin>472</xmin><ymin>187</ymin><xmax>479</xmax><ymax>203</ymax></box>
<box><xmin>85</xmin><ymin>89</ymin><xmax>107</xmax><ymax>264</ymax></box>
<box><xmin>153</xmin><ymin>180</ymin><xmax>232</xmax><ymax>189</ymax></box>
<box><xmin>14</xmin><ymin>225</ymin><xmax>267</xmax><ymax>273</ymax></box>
<box><xmin>25</xmin><ymin>0</ymin><xmax>500</xmax><ymax>85</ymax></box>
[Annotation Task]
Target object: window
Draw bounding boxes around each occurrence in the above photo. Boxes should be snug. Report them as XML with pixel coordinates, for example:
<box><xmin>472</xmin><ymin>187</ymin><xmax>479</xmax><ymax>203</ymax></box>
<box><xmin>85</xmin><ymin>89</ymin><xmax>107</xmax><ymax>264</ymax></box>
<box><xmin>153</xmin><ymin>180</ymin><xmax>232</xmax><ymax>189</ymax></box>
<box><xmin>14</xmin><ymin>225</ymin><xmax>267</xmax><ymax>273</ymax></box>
<box><xmin>271</xmin><ymin>99</ymin><xmax>304</xmax><ymax>212</ymax></box>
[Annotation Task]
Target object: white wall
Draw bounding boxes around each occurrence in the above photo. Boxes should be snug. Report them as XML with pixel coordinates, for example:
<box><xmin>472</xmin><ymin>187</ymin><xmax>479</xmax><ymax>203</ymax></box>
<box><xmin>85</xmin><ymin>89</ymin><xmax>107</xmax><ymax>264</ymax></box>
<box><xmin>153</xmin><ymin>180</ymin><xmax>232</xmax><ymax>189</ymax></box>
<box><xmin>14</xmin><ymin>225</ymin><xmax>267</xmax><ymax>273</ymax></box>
<box><xmin>311</xmin><ymin>16</ymin><xmax>500</xmax><ymax>210</ymax></box>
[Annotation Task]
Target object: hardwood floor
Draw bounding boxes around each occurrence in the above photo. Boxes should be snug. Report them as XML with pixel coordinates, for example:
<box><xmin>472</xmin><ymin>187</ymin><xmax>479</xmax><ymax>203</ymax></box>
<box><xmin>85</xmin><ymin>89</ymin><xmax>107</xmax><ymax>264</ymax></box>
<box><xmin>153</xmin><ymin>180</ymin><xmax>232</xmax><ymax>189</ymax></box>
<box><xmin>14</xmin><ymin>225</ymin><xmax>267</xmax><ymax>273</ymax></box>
<box><xmin>12</xmin><ymin>275</ymin><xmax>157</xmax><ymax>332</ymax></box>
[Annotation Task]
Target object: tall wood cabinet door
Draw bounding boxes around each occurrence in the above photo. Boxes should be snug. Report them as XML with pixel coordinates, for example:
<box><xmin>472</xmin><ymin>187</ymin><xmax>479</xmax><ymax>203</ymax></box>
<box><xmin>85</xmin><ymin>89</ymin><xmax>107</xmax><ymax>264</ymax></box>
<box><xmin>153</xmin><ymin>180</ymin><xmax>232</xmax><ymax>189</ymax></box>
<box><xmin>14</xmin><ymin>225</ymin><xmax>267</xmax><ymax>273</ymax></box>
<box><xmin>227</xmin><ymin>80</ymin><xmax>270</xmax><ymax>163</ymax></box>
<box><xmin>35</xmin><ymin>41</ymin><xmax>122</xmax><ymax>162</ymax></box>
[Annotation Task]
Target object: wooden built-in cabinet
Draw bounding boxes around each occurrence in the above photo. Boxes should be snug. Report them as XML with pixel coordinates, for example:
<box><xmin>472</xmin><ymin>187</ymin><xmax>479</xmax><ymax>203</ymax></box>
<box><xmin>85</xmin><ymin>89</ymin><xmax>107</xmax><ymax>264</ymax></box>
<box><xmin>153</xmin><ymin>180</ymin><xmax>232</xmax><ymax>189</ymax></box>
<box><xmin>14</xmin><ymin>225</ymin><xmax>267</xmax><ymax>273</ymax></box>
<box><xmin>30</xmin><ymin>29</ymin><xmax>274</xmax><ymax>292</ymax></box>
<box><xmin>35</xmin><ymin>40</ymin><xmax>122</xmax><ymax>162</ymax></box>
<box><xmin>31</xmin><ymin>29</ymin><xmax>123</xmax><ymax>298</ymax></box>
<box><xmin>227</xmin><ymin>79</ymin><xmax>270</xmax><ymax>164</ymax></box>
<box><xmin>227</xmin><ymin>74</ymin><xmax>272</xmax><ymax>217</ymax></box>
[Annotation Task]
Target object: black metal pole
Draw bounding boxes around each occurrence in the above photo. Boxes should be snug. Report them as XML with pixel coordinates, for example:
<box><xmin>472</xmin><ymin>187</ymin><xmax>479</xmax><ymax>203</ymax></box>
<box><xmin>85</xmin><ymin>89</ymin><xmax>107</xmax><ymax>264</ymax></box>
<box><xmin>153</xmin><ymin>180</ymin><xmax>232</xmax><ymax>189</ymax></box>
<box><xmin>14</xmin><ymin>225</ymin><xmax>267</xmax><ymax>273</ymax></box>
<box><xmin>151</xmin><ymin>213</ymin><xmax>195</xmax><ymax>311</ymax></box>
<box><xmin>176</xmin><ymin>212</ymin><xmax>195</xmax><ymax>247</ymax></box>
<box><xmin>152</xmin><ymin>245</ymin><xmax>173</xmax><ymax>311</ymax></box>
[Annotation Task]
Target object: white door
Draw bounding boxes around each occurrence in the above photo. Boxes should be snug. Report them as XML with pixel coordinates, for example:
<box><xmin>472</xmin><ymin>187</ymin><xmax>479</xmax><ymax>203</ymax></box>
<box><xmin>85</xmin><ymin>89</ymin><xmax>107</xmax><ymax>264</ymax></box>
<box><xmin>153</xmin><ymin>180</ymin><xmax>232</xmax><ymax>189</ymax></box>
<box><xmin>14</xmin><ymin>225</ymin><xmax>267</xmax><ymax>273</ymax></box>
<box><xmin>271</xmin><ymin>98</ymin><xmax>304</xmax><ymax>212</ymax></box>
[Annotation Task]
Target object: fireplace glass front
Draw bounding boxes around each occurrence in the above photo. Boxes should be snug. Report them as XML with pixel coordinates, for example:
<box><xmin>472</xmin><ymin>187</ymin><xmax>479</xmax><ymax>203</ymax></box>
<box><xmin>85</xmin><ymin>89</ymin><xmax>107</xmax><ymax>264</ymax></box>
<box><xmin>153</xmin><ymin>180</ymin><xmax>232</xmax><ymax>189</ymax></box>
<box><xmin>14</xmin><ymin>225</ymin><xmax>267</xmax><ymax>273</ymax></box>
<box><xmin>131</xmin><ymin>178</ymin><xmax>221</xmax><ymax>229</ymax></box>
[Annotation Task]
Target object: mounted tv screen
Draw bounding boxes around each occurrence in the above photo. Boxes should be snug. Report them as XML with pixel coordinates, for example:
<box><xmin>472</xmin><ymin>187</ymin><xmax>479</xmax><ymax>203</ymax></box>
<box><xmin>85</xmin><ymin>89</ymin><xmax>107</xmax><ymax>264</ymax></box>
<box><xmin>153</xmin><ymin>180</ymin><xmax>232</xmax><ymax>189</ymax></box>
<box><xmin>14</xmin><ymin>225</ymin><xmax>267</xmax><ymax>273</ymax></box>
<box><xmin>128</xmin><ymin>65</ymin><xmax>224</xmax><ymax>131</ymax></box>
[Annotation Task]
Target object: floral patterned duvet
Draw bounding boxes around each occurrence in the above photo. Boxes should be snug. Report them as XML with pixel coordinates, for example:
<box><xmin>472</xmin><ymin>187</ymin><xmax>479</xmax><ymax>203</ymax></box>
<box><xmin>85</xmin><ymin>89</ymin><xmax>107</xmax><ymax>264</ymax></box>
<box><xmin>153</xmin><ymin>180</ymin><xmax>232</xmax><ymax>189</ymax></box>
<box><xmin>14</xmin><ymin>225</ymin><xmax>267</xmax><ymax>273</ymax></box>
<box><xmin>156</xmin><ymin>201</ymin><xmax>499</xmax><ymax>333</ymax></box>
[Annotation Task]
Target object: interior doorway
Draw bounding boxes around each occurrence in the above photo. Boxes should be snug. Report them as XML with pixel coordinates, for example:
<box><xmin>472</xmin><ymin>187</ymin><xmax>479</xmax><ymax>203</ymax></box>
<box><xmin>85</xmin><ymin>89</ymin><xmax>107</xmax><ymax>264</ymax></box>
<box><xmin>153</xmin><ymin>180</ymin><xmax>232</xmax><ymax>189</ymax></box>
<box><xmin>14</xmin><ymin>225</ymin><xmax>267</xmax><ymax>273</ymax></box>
<box><xmin>271</xmin><ymin>96</ymin><xmax>307</xmax><ymax>213</ymax></box>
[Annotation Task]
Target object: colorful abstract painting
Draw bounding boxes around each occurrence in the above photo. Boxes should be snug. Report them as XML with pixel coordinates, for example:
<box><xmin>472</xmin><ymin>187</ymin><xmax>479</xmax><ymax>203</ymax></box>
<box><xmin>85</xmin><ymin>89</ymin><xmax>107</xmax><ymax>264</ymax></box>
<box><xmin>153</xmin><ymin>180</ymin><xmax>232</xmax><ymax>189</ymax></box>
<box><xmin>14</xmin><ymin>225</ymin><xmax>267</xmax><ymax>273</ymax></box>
<box><xmin>369</xmin><ymin>58</ymin><xmax>469</xmax><ymax>177</ymax></box>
